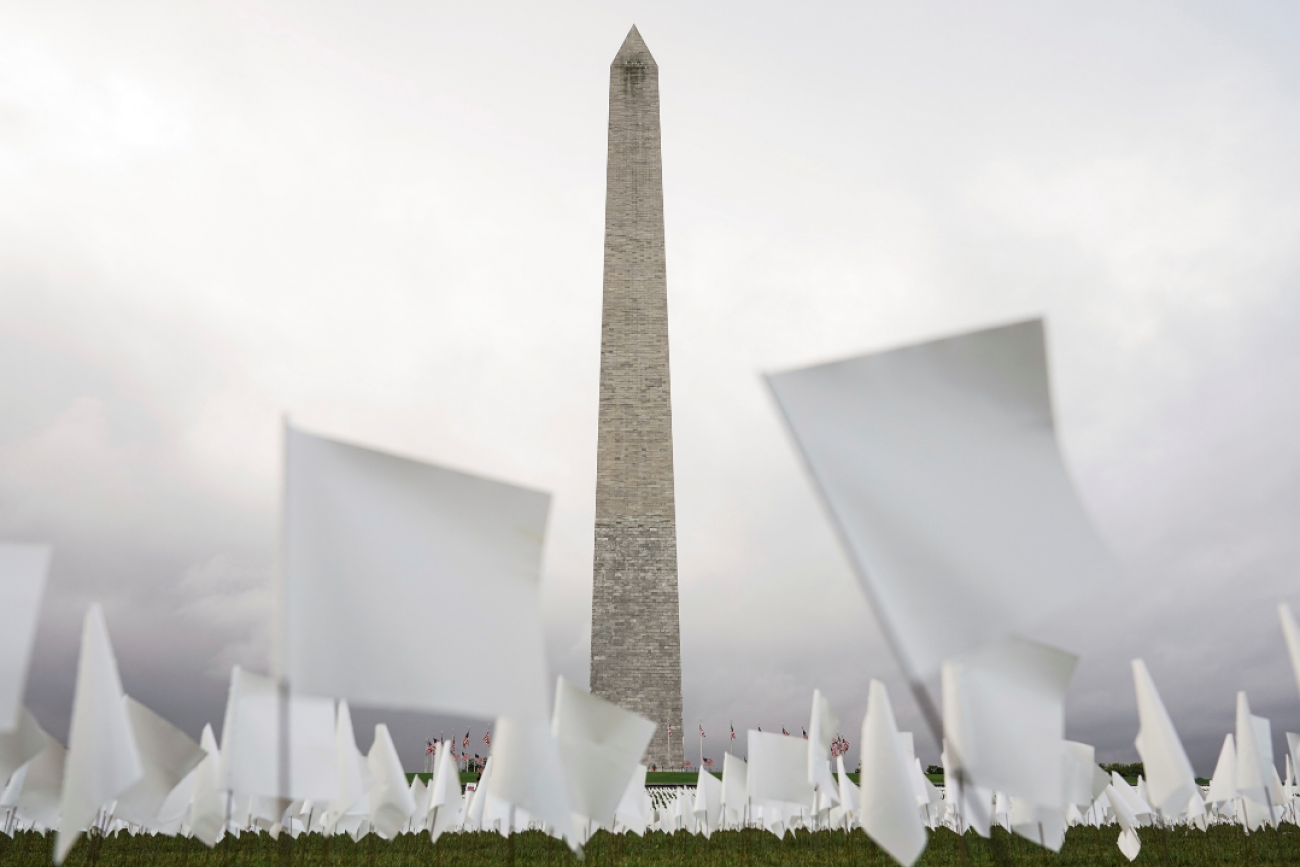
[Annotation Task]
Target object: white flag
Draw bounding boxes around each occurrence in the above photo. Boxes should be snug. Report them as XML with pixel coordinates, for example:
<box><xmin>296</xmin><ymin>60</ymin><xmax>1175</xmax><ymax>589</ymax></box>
<box><xmin>1280</xmin><ymin>603</ymin><xmax>1300</xmax><ymax>701</ymax></box>
<box><xmin>1131</xmin><ymin>659</ymin><xmax>1197</xmax><ymax>817</ymax></box>
<box><xmin>56</xmin><ymin>605</ymin><xmax>143</xmax><ymax>863</ymax></box>
<box><xmin>766</xmin><ymin>320</ymin><xmax>1117</xmax><ymax>676</ymax></box>
<box><xmin>283</xmin><ymin>426</ymin><xmax>551</xmax><ymax>721</ymax></box>
<box><xmin>859</xmin><ymin>680</ymin><xmax>927</xmax><ymax>867</ymax></box>
<box><xmin>550</xmin><ymin>676</ymin><xmax>655</xmax><ymax>828</ymax></box>
<box><xmin>0</xmin><ymin>543</ymin><xmax>51</xmax><ymax>731</ymax></box>
<box><xmin>113</xmin><ymin>697</ymin><xmax>207</xmax><ymax>827</ymax></box>
<box><xmin>942</xmin><ymin>636</ymin><xmax>1076</xmax><ymax>810</ymax></box>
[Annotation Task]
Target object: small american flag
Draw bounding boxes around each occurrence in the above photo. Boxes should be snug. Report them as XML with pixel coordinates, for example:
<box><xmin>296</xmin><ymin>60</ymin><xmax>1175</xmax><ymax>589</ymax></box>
<box><xmin>699</xmin><ymin>725</ymin><xmax>705</xmax><ymax>738</ymax></box>
<box><xmin>426</xmin><ymin>740</ymin><xmax>435</xmax><ymax>756</ymax></box>
<box><xmin>730</xmin><ymin>725</ymin><xmax>736</xmax><ymax>741</ymax></box>
<box><xmin>684</xmin><ymin>760</ymin><xmax>692</xmax><ymax>768</ymax></box>
<box><xmin>704</xmin><ymin>757</ymin><xmax>714</xmax><ymax>767</ymax></box>
<box><xmin>463</xmin><ymin>731</ymin><xmax>470</xmax><ymax>749</ymax></box>
<box><xmin>781</xmin><ymin>726</ymin><xmax>789</xmax><ymax>736</ymax></box>
<box><xmin>667</xmin><ymin>724</ymin><xmax>673</xmax><ymax>738</ymax></box>
<box><xmin>483</xmin><ymin>731</ymin><xmax>491</xmax><ymax>746</ymax></box>
<box><xmin>802</xmin><ymin>728</ymin><xmax>808</xmax><ymax>740</ymax></box>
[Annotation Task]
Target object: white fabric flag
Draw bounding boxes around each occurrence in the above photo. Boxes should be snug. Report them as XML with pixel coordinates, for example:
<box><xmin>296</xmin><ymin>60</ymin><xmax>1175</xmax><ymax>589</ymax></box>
<box><xmin>942</xmin><ymin>636</ymin><xmax>1076</xmax><ymax>809</ymax></box>
<box><xmin>16</xmin><ymin>738</ymin><xmax>65</xmax><ymax>830</ymax></box>
<box><xmin>219</xmin><ymin>666</ymin><xmax>338</xmax><ymax>802</ymax></box>
<box><xmin>693</xmin><ymin>768</ymin><xmax>723</xmax><ymax>837</ymax></box>
<box><xmin>1205</xmin><ymin>734</ymin><xmax>1237</xmax><ymax>805</ymax></box>
<box><xmin>1234</xmin><ymin>692</ymin><xmax>1281</xmax><ymax>828</ymax></box>
<box><xmin>486</xmin><ymin>716</ymin><xmax>575</xmax><ymax>844</ymax></box>
<box><xmin>836</xmin><ymin>755</ymin><xmax>860</xmax><ymax>818</ymax></box>
<box><xmin>550</xmin><ymin>676</ymin><xmax>655</xmax><ymax>829</ymax></box>
<box><xmin>614</xmin><ymin>764</ymin><xmax>651</xmax><ymax>835</ymax></box>
<box><xmin>0</xmin><ymin>707</ymin><xmax>50</xmax><ymax>786</ymax></box>
<box><xmin>283</xmin><ymin>426</ymin><xmax>551</xmax><ymax>721</ymax></box>
<box><xmin>1105</xmin><ymin>785</ymin><xmax>1142</xmax><ymax>862</ymax></box>
<box><xmin>1061</xmin><ymin>741</ymin><xmax>1107</xmax><ymax>809</ymax></box>
<box><xmin>408</xmin><ymin>776</ymin><xmax>431</xmax><ymax>833</ymax></box>
<box><xmin>113</xmin><ymin>696</ymin><xmax>206</xmax><ymax>827</ymax></box>
<box><xmin>323</xmin><ymin>700</ymin><xmax>369</xmax><ymax>832</ymax></box>
<box><xmin>427</xmin><ymin>741</ymin><xmax>461</xmax><ymax>842</ymax></box>
<box><xmin>0</xmin><ymin>544</ymin><xmax>51</xmax><ymax>732</ymax></box>
<box><xmin>747</xmin><ymin>730</ymin><xmax>814</xmax><ymax>807</ymax></box>
<box><xmin>721</xmin><ymin>753</ymin><xmax>748</xmax><ymax>826</ymax></box>
<box><xmin>188</xmin><ymin>724</ymin><xmax>228</xmax><ymax>847</ymax></box>
<box><xmin>1281</xmin><ymin>604</ymin><xmax>1300</xmax><ymax>701</ymax></box>
<box><xmin>55</xmin><ymin>604</ymin><xmax>143</xmax><ymax>864</ymax></box>
<box><xmin>765</xmin><ymin>319</ymin><xmax>1117</xmax><ymax>677</ymax></box>
<box><xmin>1131</xmin><ymin>659</ymin><xmax>1198</xmax><ymax>817</ymax></box>
<box><xmin>366</xmin><ymin>724</ymin><xmax>415</xmax><ymax>839</ymax></box>
<box><xmin>858</xmin><ymin>680</ymin><xmax>927</xmax><ymax>867</ymax></box>
<box><xmin>807</xmin><ymin>689</ymin><xmax>840</xmax><ymax>804</ymax></box>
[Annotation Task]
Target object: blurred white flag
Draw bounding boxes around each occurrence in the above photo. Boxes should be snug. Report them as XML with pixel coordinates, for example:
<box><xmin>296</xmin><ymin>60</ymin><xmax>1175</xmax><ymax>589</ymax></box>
<box><xmin>747</xmin><ymin>730</ymin><xmax>813</xmax><ymax>807</ymax></box>
<box><xmin>219</xmin><ymin>666</ymin><xmax>338</xmax><ymax>802</ymax></box>
<box><xmin>806</xmin><ymin>689</ymin><xmax>840</xmax><ymax>803</ymax></box>
<box><xmin>858</xmin><ymin>680</ymin><xmax>927</xmax><ymax>867</ymax></box>
<box><xmin>550</xmin><ymin>676</ymin><xmax>655</xmax><ymax>828</ymax></box>
<box><xmin>0</xmin><ymin>543</ymin><xmax>51</xmax><ymax>731</ymax></box>
<box><xmin>766</xmin><ymin>320</ymin><xmax>1117</xmax><ymax>676</ymax></box>
<box><xmin>1280</xmin><ymin>603</ymin><xmax>1300</xmax><ymax>701</ymax></box>
<box><xmin>942</xmin><ymin>635</ymin><xmax>1076</xmax><ymax>810</ymax></box>
<box><xmin>0</xmin><ymin>708</ymin><xmax>50</xmax><ymax>786</ymax></box>
<box><xmin>56</xmin><ymin>604</ymin><xmax>143</xmax><ymax>864</ymax></box>
<box><xmin>283</xmin><ymin>426</ymin><xmax>552</xmax><ymax>721</ymax></box>
<box><xmin>1131</xmin><ymin>659</ymin><xmax>1197</xmax><ymax>817</ymax></box>
<box><xmin>114</xmin><ymin>697</ymin><xmax>206</xmax><ymax>827</ymax></box>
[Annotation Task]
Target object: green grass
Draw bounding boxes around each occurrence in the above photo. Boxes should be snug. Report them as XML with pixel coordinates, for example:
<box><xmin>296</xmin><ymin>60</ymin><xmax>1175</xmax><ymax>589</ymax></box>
<box><xmin>405</xmin><ymin>771</ymin><xmax>946</xmax><ymax>787</ymax></box>
<box><xmin>6</xmin><ymin>824</ymin><xmax>1300</xmax><ymax>866</ymax></box>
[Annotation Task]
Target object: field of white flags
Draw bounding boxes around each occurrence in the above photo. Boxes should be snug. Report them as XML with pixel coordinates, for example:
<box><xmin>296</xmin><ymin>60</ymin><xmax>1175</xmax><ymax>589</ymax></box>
<box><xmin>4</xmin><ymin>320</ymin><xmax>1300</xmax><ymax>866</ymax></box>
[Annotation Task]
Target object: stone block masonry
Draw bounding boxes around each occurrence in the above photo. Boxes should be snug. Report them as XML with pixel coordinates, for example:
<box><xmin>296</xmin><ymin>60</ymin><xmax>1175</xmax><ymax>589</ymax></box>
<box><xmin>589</xmin><ymin>25</ymin><xmax>684</xmax><ymax>771</ymax></box>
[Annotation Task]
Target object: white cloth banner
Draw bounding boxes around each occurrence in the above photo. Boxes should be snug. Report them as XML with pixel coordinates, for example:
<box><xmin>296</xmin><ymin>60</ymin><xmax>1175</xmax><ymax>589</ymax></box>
<box><xmin>766</xmin><ymin>319</ymin><xmax>1118</xmax><ymax>676</ymax></box>
<box><xmin>282</xmin><ymin>426</ymin><xmax>551</xmax><ymax>721</ymax></box>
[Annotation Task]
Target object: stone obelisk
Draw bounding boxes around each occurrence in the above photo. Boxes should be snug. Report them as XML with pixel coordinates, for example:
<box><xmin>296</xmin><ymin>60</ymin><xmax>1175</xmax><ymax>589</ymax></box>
<box><xmin>589</xmin><ymin>25</ymin><xmax>683</xmax><ymax>771</ymax></box>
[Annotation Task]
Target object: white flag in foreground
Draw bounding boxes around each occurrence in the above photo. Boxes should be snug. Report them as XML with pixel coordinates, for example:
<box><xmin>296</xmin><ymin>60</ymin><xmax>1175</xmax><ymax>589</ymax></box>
<box><xmin>56</xmin><ymin>605</ymin><xmax>143</xmax><ymax>864</ymax></box>
<box><xmin>218</xmin><ymin>666</ymin><xmax>337</xmax><ymax>802</ymax></box>
<box><xmin>766</xmin><ymin>319</ymin><xmax>1117</xmax><ymax>676</ymax></box>
<box><xmin>283</xmin><ymin>426</ymin><xmax>551</xmax><ymax>722</ymax></box>
<box><xmin>0</xmin><ymin>543</ymin><xmax>51</xmax><ymax>731</ymax></box>
<box><xmin>942</xmin><ymin>636</ymin><xmax>1076</xmax><ymax>810</ymax></box>
<box><xmin>807</xmin><ymin>689</ymin><xmax>840</xmax><ymax>804</ymax></box>
<box><xmin>485</xmin><ymin>716</ymin><xmax>575</xmax><ymax>844</ymax></box>
<box><xmin>551</xmin><ymin>676</ymin><xmax>655</xmax><ymax>828</ymax></box>
<box><xmin>0</xmin><ymin>708</ymin><xmax>50</xmax><ymax>786</ymax></box>
<box><xmin>859</xmin><ymin>680</ymin><xmax>926</xmax><ymax>867</ymax></box>
<box><xmin>1131</xmin><ymin>659</ymin><xmax>1197</xmax><ymax>817</ymax></box>
<box><xmin>114</xmin><ymin>697</ymin><xmax>206</xmax><ymax>827</ymax></box>
<box><xmin>1280</xmin><ymin>604</ymin><xmax>1300</xmax><ymax>701</ymax></box>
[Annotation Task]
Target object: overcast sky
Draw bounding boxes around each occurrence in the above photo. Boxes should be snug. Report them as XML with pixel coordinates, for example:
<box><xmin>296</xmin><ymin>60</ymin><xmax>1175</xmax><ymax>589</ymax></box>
<box><xmin>3</xmin><ymin>0</ymin><xmax>1299</xmax><ymax>774</ymax></box>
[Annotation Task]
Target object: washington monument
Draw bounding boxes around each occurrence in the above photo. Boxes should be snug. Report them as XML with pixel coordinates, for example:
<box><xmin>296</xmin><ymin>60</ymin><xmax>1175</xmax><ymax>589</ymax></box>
<box><xmin>589</xmin><ymin>25</ymin><xmax>683</xmax><ymax>771</ymax></box>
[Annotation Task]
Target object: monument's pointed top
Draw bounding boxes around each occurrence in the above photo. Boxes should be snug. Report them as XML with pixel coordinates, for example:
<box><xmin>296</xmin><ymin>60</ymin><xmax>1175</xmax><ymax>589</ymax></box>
<box><xmin>613</xmin><ymin>25</ymin><xmax>656</xmax><ymax>68</ymax></box>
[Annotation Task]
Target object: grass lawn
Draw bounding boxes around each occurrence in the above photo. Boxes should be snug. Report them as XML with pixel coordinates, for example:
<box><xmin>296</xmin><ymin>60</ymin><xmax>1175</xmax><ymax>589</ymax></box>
<box><xmin>404</xmin><ymin>772</ymin><xmax>948</xmax><ymax>787</ymax></box>
<box><xmin>8</xmin><ymin>824</ymin><xmax>1300</xmax><ymax>866</ymax></box>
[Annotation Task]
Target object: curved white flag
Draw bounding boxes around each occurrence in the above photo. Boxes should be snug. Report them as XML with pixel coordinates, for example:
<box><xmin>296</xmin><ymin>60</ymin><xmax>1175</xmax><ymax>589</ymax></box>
<box><xmin>766</xmin><ymin>320</ymin><xmax>1117</xmax><ymax>676</ymax></box>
